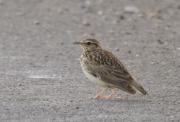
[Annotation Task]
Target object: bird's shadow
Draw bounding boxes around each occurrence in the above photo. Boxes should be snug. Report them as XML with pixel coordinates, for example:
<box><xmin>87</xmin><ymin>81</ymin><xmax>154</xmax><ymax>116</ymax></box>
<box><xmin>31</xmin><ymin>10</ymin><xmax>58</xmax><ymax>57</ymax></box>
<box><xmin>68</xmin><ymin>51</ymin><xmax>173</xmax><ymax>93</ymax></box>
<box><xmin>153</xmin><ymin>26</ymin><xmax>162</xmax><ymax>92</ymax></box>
<box><xmin>93</xmin><ymin>96</ymin><xmax>152</xmax><ymax>104</ymax></box>
<box><xmin>113</xmin><ymin>98</ymin><xmax>151</xmax><ymax>104</ymax></box>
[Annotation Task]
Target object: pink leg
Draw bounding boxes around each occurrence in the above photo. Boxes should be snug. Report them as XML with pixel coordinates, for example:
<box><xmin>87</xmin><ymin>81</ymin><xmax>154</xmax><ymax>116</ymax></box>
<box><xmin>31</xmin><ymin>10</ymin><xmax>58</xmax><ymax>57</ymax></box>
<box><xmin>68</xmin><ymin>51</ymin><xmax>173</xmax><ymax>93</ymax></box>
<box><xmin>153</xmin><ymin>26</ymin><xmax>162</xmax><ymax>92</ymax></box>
<box><xmin>94</xmin><ymin>88</ymin><xmax>107</xmax><ymax>99</ymax></box>
<box><xmin>94</xmin><ymin>88</ymin><xmax>117</xmax><ymax>100</ymax></box>
<box><xmin>101</xmin><ymin>89</ymin><xmax>117</xmax><ymax>99</ymax></box>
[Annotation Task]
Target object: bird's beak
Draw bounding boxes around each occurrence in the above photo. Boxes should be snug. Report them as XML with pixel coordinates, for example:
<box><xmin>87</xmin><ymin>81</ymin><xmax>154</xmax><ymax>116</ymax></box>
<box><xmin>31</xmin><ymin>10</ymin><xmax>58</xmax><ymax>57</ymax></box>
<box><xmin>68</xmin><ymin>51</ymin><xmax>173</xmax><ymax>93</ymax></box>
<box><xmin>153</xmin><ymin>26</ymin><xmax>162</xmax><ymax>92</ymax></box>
<box><xmin>73</xmin><ymin>41</ymin><xmax>82</xmax><ymax>45</ymax></box>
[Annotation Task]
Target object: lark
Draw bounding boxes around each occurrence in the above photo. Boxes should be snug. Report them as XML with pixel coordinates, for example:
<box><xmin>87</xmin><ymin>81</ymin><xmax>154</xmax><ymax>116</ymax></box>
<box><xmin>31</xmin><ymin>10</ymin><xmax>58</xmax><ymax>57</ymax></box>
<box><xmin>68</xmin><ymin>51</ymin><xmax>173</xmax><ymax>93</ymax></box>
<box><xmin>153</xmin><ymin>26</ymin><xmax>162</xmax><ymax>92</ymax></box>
<box><xmin>74</xmin><ymin>39</ymin><xmax>148</xmax><ymax>99</ymax></box>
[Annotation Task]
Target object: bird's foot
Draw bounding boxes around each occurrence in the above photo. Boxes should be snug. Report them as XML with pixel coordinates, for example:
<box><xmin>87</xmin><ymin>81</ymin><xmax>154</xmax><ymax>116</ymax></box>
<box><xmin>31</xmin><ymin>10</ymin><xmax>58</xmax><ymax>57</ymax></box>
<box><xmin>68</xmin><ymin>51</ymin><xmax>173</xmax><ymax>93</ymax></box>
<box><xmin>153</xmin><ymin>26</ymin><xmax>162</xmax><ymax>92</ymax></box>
<box><xmin>93</xmin><ymin>88</ymin><xmax>117</xmax><ymax>100</ymax></box>
<box><xmin>94</xmin><ymin>95</ymin><xmax>113</xmax><ymax>100</ymax></box>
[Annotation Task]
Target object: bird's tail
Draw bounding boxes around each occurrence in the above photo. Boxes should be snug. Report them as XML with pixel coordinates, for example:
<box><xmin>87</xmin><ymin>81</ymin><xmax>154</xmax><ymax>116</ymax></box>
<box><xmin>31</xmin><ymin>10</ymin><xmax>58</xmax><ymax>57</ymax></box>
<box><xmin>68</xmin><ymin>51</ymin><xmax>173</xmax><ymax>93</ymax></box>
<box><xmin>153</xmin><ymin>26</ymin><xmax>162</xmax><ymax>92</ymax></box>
<box><xmin>131</xmin><ymin>81</ymin><xmax>148</xmax><ymax>95</ymax></box>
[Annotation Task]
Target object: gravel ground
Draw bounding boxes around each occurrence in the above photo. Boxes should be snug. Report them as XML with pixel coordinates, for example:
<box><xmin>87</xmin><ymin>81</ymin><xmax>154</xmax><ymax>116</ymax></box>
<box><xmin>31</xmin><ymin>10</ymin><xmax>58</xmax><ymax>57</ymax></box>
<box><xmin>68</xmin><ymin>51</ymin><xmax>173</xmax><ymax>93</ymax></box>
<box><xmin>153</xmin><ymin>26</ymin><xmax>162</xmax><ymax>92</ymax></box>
<box><xmin>0</xmin><ymin>0</ymin><xmax>180</xmax><ymax>122</ymax></box>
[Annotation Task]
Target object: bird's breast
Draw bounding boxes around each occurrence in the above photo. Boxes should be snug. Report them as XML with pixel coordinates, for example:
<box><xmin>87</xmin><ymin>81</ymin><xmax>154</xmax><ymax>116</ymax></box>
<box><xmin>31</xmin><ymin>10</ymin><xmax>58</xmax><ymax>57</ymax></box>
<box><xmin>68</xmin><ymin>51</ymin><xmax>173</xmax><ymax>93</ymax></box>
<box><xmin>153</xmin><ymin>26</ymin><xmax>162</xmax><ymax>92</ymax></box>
<box><xmin>80</xmin><ymin>55</ymin><xmax>107</xmax><ymax>87</ymax></box>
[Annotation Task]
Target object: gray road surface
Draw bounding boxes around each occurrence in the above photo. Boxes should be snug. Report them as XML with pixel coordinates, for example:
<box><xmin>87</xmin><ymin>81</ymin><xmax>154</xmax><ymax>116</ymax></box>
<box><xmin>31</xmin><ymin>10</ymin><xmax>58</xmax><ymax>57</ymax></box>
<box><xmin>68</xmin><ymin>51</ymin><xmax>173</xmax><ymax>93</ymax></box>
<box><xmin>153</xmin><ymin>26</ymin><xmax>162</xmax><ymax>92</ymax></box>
<box><xmin>0</xmin><ymin>0</ymin><xmax>180</xmax><ymax>121</ymax></box>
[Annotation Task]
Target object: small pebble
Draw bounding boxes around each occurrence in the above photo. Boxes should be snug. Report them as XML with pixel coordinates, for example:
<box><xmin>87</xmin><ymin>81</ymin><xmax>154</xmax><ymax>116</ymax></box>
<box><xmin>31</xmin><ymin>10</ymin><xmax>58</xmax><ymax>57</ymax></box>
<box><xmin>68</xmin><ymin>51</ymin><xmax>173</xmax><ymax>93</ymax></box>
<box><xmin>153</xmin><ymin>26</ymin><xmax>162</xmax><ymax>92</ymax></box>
<box><xmin>114</xmin><ymin>15</ymin><xmax>125</xmax><ymax>24</ymax></box>
<box><xmin>151</xmin><ymin>61</ymin><xmax>155</xmax><ymax>64</ymax></box>
<box><xmin>0</xmin><ymin>0</ymin><xmax>3</xmax><ymax>5</ymax></box>
<box><xmin>82</xmin><ymin>20</ymin><xmax>91</xmax><ymax>27</ymax></box>
<box><xmin>124</xmin><ymin>5</ymin><xmax>139</xmax><ymax>14</ymax></box>
<box><xmin>58</xmin><ymin>52</ymin><xmax>63</xmax><ymax>56</ymax></box>
<box><xmin>125</xmin><ymin>32</ymin><xmax>132</xmax><ymax>35</ymax></box>
<box><xmin>60</xmin><ymin>42</ymin><xmax>64</xmax><ymax>45</ymax></box>
<box><xmin>85</xmin><ymin>0</ymin><xmax>91</xmax><ymax>6</ymax></box>
<box><xmin>44</xmin><ymin>55</ymin><xmax>49</xmax><ymax>58</ymax></box>
<box><xmin>119</xmin><ymin>15</ymin><xmax>125</xmax><ymax>20</ymax></box>
<box><xmin>115</xmin><ymin>48</ymin><xmax>119</xmax><ymax>52</ymax></box>
<box><xmin>177</xmin><ymin>5</ymin><xmax>180</xmax><ymax>9</ymax></box>
<box><xmin>128</xmin><ymin>50</ymin><xmax>132</xmax><ymax>54</ymax></box>
<box><xmin>177</xmin><ymin>47</ymin><xmax>180</xmax><ymax>50</ymax></box>
<box><xmin>76</xmin><ymin>106</ymin><xmax>80</xmax><ymax>109</ymax></box>
<box><xmin>33</xmin><ymin>20</ymin><xmax>40</xmax><ymax>25</ymax></box>
<box><xmin>57</xmin><ymin>8</ymin><xmax>63</xmax><ymax>14</ymax></box>
<box><xmin>80</xmin><ymin>4</ymin><xmax>86</xmax><ymax>9</ymax></box>
<box><xmin>112</xmin><ymin>20</ymin><xmax>119</xmax><ymax>24</ymax></box>
<box><xmin>97</xmin><ymin>11</ymin><xmax>103</xmax><ymax>15</ymax></box>
<box><xmin>157</xmin><ymin>39</ymin><xmax>164</xmax><ymax>45</ymax></box>
<box><xmin>18</xmin><ymin>83</ymin><xmax>23</xmax><ymax>86</ymax></box>
<box><xmin>64</xmin><ymin>8</ymin><xmax>69</xmax><ymax>12</ymax></box>
<box><xmin>135</xmin><ymin>54</ymin><xmax>139</xmax><ymax>57</ymax></box>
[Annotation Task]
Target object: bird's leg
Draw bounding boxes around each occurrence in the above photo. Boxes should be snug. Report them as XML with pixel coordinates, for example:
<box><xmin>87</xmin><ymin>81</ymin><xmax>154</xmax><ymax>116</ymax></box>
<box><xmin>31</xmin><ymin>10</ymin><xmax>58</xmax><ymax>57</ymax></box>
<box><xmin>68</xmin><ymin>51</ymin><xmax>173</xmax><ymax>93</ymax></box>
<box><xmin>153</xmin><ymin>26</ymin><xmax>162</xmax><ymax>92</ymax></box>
<box><xmin>100</xmin><ymin>88</ymin><xmax>117</xmax><ymax>100</ymax></box>
<box><xmin>94</xmin><ymin>88</ymin><xmax>107</xmax><ymax>99</ymax></box>
<box><xmin>94</xmin><ymin>88</ymin><xmax>117</xmax><ymax>100</ymax></box>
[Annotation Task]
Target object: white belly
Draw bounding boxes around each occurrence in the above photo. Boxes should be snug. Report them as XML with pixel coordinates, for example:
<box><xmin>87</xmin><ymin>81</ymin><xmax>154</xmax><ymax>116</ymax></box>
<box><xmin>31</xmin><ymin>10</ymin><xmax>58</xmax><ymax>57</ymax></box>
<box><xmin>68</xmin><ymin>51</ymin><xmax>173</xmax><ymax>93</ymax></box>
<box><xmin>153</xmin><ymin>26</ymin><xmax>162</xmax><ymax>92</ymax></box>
<box><xmin>81</xmin><ymin>63</ymin><xmax>107</xmax><ymax>87</ymax></box>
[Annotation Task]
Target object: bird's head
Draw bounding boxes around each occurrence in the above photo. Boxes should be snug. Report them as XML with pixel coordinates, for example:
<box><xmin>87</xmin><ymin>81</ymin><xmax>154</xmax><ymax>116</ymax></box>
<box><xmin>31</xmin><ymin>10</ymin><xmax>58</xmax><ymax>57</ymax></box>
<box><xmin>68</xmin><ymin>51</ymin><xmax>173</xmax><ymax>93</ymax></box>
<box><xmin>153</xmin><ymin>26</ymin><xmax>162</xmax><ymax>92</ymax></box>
<box><xmin>74</xmin><ymin>39</ymin><xmax>101</xmax><ymax>51</ymax></box>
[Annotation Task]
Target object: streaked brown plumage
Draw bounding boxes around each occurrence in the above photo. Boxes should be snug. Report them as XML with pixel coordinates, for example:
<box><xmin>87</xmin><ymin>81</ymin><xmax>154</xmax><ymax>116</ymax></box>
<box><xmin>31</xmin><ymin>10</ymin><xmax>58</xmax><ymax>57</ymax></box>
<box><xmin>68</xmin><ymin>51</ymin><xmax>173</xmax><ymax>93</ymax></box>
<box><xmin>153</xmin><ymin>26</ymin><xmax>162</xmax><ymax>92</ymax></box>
<box><xmin>74</xmin><ymin>39</ymin><xmax>148</xmax><ymax>99</ymax></box>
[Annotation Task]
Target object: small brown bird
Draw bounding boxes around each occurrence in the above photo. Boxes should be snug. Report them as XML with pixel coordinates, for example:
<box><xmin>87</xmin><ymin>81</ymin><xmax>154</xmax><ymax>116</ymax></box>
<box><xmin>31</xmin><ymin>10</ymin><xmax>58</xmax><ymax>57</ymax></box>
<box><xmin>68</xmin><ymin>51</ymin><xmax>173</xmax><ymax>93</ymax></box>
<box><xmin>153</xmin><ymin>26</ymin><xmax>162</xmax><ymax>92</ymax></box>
<box><xmin>74</xmin><ymin>39</ymin><xmax>148</xmax><ymax>99</ymax></box>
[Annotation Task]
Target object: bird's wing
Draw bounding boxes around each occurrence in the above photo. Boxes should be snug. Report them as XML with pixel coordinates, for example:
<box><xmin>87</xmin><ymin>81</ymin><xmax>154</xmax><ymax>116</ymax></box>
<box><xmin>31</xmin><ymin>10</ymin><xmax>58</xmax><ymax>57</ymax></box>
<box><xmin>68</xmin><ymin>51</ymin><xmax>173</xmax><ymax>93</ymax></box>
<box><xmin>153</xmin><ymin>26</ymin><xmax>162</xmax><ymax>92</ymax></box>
<box><xmin>89</xmin><ymin>63</ymin><xmax>132</xmax><ymax>84</ymax></box>
<box><xmin>89</xmin><ymin>64</ymin><xmax>136</xmax><ymax>94</ymax></box>
<box><xmin>88</xmin><ymin>49</ymin><xmax>135</xmax><ymax>93</ymax></box>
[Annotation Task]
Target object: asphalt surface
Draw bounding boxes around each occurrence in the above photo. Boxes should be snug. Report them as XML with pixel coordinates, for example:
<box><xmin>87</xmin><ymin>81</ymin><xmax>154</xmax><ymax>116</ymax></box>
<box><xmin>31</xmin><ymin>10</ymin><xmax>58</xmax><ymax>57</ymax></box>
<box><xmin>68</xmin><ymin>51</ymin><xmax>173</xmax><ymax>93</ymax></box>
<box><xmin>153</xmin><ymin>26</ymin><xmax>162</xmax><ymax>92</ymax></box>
<box><xmin>0</xmin><ymin>0</ymin><xmax>180</xmax><ymax>122</ymax></box>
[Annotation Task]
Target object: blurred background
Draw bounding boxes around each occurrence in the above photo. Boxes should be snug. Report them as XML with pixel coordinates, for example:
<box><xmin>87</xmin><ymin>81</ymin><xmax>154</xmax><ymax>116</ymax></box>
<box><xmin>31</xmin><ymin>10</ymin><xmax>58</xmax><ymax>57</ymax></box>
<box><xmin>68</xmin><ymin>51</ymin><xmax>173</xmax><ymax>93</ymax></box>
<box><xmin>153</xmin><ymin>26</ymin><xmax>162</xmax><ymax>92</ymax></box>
<box><xmin>0</xmin><ymin>0</ymin><xmax>179</xmax><ymax>121</ymax></box>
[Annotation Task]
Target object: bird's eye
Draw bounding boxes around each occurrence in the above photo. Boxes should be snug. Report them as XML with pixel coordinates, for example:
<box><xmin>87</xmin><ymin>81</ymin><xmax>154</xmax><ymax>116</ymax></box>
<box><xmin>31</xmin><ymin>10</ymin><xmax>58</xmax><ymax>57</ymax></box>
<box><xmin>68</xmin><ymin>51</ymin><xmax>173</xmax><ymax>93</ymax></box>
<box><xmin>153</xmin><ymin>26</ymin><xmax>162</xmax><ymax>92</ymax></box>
<box><xmin>87</xmin><ymin>42</ymin><xmax>91</xmax><ymax>45</ymax></box>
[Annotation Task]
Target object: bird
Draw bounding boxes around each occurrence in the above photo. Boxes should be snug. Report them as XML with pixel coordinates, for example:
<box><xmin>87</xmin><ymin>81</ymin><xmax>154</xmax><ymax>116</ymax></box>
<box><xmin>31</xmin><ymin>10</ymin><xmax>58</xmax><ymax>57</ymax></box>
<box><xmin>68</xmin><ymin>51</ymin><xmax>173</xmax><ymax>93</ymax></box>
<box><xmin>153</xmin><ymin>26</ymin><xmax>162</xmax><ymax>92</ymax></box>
<box><xmin>74</xmin><ymin>39</ymin><xmax>148</xmax><ymax>99</ymax></box>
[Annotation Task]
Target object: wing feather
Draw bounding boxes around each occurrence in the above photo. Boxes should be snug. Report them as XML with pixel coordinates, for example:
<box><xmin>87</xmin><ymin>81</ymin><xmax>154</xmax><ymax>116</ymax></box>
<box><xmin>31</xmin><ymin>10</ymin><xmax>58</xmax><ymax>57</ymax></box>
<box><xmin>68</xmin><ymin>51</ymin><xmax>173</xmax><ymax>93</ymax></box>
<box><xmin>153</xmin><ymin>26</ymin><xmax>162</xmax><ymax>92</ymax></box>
<box><xmin>85</xmin><ymin>49</ymin><xmax>136</xmax><ymax>93</ymax></box>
